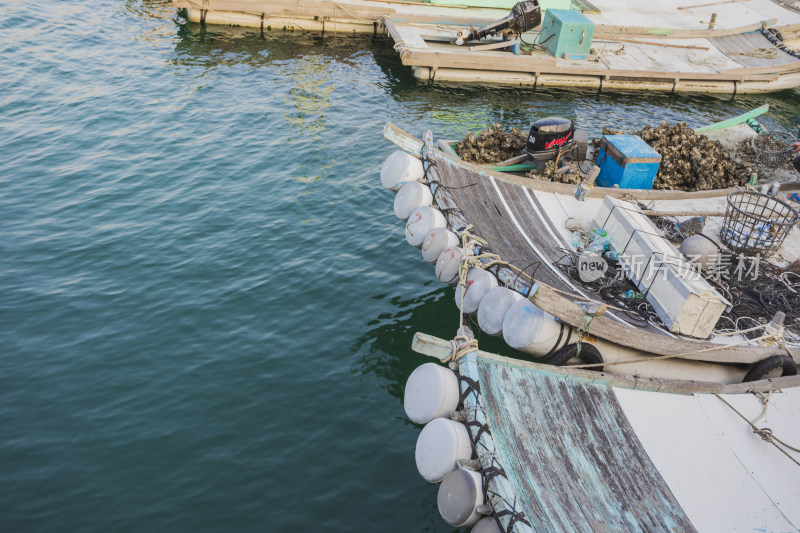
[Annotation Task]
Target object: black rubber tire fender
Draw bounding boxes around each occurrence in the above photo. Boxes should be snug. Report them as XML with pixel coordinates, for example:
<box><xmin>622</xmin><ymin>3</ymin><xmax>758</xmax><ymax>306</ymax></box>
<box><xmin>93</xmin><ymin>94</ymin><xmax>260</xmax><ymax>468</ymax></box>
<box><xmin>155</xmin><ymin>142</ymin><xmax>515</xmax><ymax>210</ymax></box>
<box><xmin>767</xmin><ymin>27</ymin><xmax>784</xmax><ymax>42</ymax></box>
<box><xmin>742</xmin><ymin>354</ymin><xmax>798</xmax><ymax>383</ymax></box>
<box><xmin>545</xmin><ymin>342</ymin><xmax>603</xmax><ymax>367</ymax></box>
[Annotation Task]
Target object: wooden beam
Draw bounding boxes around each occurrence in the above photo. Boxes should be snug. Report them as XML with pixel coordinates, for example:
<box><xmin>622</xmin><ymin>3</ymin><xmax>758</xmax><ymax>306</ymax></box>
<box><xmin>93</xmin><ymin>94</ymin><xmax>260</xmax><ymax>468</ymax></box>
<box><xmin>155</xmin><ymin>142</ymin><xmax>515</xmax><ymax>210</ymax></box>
<box><xmin>677</xmin><ymin>0</ymin><xmax>747</xmax><ymax>10</ymax></box>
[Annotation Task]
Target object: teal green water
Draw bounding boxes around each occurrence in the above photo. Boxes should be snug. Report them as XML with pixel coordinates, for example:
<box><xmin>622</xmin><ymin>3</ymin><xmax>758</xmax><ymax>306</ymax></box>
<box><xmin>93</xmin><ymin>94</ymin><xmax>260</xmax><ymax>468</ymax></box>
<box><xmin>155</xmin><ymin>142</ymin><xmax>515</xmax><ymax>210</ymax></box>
<box><xmin>1</xmin><ymin>2</ymin><xmax>799</xmax><ymax>531</ymax></box>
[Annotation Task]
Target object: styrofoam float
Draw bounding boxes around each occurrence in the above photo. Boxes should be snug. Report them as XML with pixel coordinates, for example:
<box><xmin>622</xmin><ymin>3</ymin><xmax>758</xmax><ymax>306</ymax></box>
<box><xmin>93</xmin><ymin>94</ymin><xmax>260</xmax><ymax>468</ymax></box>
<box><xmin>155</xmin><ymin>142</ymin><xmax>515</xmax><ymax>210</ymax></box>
<box><xmin>406</xmin><ymin>206</ymin><xmax>447</xmax><ymax>247</ymax></box>
<box><xmin>381</xmin><ymin>150</ymin><xmax>424</xmax><ymax>190</ymax></box>
<box><xmin>477</xmin><ymin>287</ymin><xmax>524</xmax><ymax>336</ymax></box>
<box><xmin>394</xmin><ymin>181</ymin><xmax>433</xmax><ymax>220</ymax></box>
<box><xmin>435</xmin><ymin>246</ymin><xmax>464</xmax><ymax>285</ymax></box>
<box><xmin>437</xmin><ymin>468</ymin><xmax>484</xmax><ymax>528</ymax></box>
<box><xmin>404</xmin><ymin>363</ymin><xmax>460</xmax><ymax>425</ymax></box>
<box><xmin>455</xmin><ymin>268</ymin><xmax>498</xmax><ymax>314</ymax></box>
<box><xmin>422</xmin><ymin>227</ymin><xmax>460</xmax><ymax>263</ymax></box>
<box><xmin>415</xmin><ymin>417</ymin><xmax>472</xmax><ymax>483</ymax></box>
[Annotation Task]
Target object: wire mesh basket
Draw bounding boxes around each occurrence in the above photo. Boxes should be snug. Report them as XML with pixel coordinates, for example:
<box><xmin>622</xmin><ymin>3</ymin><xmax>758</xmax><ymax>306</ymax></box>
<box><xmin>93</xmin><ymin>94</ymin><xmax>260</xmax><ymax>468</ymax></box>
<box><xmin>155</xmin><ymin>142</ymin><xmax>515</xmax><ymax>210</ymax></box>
<box><xmin>749</xmin><ymin>130</ymin><xmax>797</xmax><ymax>167</ymax></box>
<box><xmin>720</xmin><ymin>191</ymin><xmax>799</xmax><ymax>256</ymax></box>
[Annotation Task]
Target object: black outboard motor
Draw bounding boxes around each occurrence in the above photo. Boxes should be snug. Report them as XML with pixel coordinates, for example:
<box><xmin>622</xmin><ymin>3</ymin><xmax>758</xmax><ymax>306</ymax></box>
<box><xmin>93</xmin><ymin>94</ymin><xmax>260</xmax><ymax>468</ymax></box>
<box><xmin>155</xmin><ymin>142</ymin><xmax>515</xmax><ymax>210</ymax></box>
<box><xmin>524</xmin><ymin>117</ymin><xmax>576</xmax><ymax>160</ymax></box>
<box><xmin>455</xmin><ymin>1</ymin><xmax>541</xmax><ymax>45</ymax></box>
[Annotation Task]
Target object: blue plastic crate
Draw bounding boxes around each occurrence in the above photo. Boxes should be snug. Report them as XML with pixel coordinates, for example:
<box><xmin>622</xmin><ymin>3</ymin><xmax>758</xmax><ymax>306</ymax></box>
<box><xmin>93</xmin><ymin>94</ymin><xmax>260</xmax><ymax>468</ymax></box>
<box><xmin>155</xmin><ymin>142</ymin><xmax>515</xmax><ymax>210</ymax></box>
<box><xmin>539</xmin><ymin>9</ymin><xmax>594</xmax><ymax>59</ymax></box>
<box><xmin>596</xmin><ymin>135</ymin><xmax>661</xmax><ymax>189</ymax></box>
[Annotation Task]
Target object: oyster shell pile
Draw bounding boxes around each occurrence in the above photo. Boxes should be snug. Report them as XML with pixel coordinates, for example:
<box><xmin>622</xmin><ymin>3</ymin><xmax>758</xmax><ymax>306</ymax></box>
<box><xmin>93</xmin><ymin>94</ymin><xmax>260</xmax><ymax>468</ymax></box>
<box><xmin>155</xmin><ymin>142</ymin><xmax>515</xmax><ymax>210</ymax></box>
<box><xmin>527</xmin><ymin>160</ymin><xmax>583</xmax><ymax>184</ymax></box>
<box><xmin>599</xmin><ymin>122</ymin><xmax>752</xmax><ymax>191</ymax></box>
<box><xmin>455</xmin><ymin>124</ymin><xmax>527</xmax><ymax>164</ymax></box>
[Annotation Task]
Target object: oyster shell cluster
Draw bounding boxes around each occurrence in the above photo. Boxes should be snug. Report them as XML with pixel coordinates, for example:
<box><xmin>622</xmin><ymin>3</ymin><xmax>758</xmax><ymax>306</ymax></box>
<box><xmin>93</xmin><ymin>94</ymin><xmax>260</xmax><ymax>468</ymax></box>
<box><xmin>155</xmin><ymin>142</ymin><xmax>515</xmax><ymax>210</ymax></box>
<box><xmin>455</xmin><ymin>124</ymin><xmax>527</xmax><ymax>164</ymax></box>
<box><xmin>527</xmin><ymin>160</ymin><xmax>583</xmax><ymax>184</ymax></box>
<box><xmin>599</xmin><ymin>122</ymin><xmax>752</xmax><ymax>191</ymax></box>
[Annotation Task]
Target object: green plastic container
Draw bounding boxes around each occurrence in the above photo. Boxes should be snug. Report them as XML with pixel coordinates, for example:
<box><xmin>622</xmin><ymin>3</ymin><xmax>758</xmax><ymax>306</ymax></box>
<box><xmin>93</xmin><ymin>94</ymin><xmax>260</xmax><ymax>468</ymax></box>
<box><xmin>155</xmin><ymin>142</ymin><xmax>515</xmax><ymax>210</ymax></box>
<box><xmin>539</xmin><ymin>8</ymin><xmax>594</xmax><ymax>59</ymax></box>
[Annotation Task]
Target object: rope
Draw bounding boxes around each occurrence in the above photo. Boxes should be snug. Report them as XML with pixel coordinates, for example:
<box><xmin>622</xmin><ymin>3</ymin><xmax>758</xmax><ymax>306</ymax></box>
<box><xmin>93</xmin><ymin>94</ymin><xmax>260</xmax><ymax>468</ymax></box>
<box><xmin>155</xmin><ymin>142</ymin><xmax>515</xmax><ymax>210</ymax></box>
<box><xmin>713</xmin><ymin>393</ymin><xmax>800</xmax><ymax>468</ymax></box>
<box><xmin>442</xmin><ymin>333</ymin><xmax>479</xmax><ymax>363</ymax></box>
<box><xmin>730</xmin><ymin>47</ymin><xmax>780</xmax><ymax>59</ymax></box>
<box><xmin>686</xmin><ymin>51</ymin><xmax>726</xmax><ymax>70</ymax></box>
<box><xmin>750</xmin><ymin>391</ymin><xmax>772</xmax><ymax>426</ymax></box>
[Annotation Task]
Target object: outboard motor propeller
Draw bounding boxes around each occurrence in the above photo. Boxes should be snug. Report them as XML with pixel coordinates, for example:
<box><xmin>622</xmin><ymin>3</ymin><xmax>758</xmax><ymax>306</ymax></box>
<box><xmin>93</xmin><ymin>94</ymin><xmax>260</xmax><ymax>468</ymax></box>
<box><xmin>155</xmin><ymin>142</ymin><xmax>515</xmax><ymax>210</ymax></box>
<box><xmin>524</xmin><ymin>117</ymin><xmax>576</xmax><ymax>160</ymax></box>
<box><xmin>454</xmin><ymin>1</ymin><xmax>541</xmax><ymax>46</ymax></box>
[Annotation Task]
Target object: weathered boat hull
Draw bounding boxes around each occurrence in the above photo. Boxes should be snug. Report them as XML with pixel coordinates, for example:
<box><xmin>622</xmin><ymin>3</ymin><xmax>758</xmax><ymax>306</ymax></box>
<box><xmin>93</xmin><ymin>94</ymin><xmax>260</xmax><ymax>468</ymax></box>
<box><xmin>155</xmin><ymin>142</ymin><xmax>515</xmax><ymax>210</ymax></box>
<box><xmin>412</xmin><ymin>332</ymin><xmax>800</xmax><ymax>533</ymax></box>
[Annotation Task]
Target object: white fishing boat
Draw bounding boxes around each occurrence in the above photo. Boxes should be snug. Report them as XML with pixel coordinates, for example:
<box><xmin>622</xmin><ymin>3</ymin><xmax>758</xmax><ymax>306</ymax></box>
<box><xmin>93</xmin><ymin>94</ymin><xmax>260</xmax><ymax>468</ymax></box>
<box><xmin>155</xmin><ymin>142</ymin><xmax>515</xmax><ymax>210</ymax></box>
<box><xmin>381</xmin><ymin>109</ymin><xmax>800</xmax><ymax>532</ymax></box>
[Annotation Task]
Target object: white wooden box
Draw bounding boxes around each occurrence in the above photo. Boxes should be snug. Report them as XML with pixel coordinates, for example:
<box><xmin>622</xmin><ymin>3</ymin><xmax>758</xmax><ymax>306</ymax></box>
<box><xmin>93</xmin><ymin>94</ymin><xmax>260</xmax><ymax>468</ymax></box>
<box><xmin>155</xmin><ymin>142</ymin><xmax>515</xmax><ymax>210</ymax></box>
<box><xmin>594</xmin><ymin>196</ymin><xmax>730</xmax><ymax>339</ymax></box>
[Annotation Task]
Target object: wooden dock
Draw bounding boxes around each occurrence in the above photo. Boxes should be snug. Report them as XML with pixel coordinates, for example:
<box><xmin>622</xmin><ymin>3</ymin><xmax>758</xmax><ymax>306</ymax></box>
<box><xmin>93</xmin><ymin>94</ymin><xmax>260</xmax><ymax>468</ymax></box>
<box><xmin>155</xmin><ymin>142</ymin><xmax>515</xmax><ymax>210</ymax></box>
<box><xmin>383</xmin><ymin>18</ymin><xmax>800</xmax><ymax>92</ymax></box>
<box><xmin>171</xmin><ymin>0</ymin><xmax>800</xmax><ymax>92</ymax></box>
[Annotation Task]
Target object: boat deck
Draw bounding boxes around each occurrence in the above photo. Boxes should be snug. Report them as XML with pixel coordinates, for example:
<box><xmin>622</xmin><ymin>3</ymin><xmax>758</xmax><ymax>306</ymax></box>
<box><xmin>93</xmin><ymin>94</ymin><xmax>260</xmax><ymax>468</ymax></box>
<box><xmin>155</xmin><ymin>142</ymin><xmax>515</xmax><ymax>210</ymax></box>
<box><xmin>476</xmin><ymin>348</ymin><xmax>800</xmax><ymax>532</ymax></box>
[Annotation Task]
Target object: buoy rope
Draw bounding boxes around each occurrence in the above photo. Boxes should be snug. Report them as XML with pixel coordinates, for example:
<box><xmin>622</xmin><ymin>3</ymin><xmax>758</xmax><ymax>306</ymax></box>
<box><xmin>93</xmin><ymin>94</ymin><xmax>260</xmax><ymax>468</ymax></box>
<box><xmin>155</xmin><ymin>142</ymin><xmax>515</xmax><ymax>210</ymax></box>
<box><xmin>713</xmin><ymin>393</ymin><xmax>800</xmax><ymax>468</ymax></box>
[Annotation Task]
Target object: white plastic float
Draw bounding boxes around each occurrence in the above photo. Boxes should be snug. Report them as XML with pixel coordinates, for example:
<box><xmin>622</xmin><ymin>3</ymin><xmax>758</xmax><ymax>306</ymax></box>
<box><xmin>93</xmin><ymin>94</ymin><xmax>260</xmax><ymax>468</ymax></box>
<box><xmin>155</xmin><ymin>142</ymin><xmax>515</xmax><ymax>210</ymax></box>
<box><xmin>477</xmin><ymin>286</ymin><xmax>524</xmax><ymax>337</ymax></box>
<box><xmin>394</xmin><ymin>181</ymin><xmax>433</xmax><ymax>220</ymax></box>
<box><xmin>454</xmin><ymin>268</ymin><xmax>498</xmax><ymax>314</ymax></box>
<box><xmin>435</xmin><ymin>246</ymin><xmax>464</xmax><ymax>285</ymax></box>
<box><xmin>472</xmin><ymin>516</ymin><xmax>503</xmax><ymax>533</ymax></box>
<box><xmin>422</xmin><ymin>227</ymin><xmax>460</xmax><ymax>264</ymax></box>
<box><xmin>437</xmin><ymin>467</ymin><xmax>485</xmax><ymax>528</ymax></box>
<box><xmin>415</xmin><ymin>417</ymin><xmax>473</xmax><ymax>483</ymax></box>
<box><xmin>405</xmin><ymin>206</ymin><xmax>447</xmax><ymax>247</ymax></box>
<box><xmin>403</xmin><ymin>363</ymin><xmax>460</xmax><ymax>425</ymax></box>
<box><xmin>502</xmin><ymin>299</ymin><xmax>575</xmax><ymax>356</ymax></box>
<box><xmin>381</xmin><ymin>150</ymin><xmax>424</xmax><ymax>190</ymax></box>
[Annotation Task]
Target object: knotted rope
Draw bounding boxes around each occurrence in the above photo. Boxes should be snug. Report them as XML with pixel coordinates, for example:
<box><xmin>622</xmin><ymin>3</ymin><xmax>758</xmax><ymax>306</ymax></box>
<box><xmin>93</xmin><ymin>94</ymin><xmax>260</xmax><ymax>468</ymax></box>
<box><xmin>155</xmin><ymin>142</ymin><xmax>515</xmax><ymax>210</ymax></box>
<box><xmin>713</xmin><ymin>392</ymin><xmax>800</xmax><ymax>468</ymax></box>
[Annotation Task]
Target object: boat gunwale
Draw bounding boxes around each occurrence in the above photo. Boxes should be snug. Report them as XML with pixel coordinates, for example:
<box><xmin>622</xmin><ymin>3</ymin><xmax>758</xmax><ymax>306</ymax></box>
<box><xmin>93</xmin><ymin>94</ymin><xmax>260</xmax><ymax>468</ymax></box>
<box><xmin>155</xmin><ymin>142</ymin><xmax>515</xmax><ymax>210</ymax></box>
<box><xmin>413</xmin><ymin>332</ymin><xmax>800</xmax><ymax>395</ymax></box>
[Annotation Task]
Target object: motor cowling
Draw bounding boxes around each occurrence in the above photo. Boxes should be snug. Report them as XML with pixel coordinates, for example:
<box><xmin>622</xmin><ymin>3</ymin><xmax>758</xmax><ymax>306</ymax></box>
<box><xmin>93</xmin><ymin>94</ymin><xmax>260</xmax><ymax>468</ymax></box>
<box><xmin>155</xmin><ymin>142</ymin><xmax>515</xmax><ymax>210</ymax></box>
<box><xmin>524</xmin><ymin>117</ymin><xmax>576</xmax><ymax>160</ymax></box>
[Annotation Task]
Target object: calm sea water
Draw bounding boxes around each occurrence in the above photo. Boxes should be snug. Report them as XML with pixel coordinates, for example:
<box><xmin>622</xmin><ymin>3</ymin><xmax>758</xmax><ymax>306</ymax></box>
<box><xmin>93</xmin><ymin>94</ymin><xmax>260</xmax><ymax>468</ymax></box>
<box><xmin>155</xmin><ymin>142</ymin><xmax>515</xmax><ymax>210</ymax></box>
<box><xmin>1</xmin><ymin>1</ymin><xmax>798</xmax><ymax>531</ymax></box>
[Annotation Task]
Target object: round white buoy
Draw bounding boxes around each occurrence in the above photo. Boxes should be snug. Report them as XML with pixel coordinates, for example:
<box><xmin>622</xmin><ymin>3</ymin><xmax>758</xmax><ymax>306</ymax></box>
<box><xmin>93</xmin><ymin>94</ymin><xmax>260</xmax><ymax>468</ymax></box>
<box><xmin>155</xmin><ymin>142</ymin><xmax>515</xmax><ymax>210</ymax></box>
<box><xmin>679</xmin><ymin>234</ymin><xmax>720</xmax><ymax>270</ymax></box>
<box><xmin>437</xmin><ymin>468</ymin><xmax>484</xmax><ymax>528</ymax></box>
<box><xmin>435</xmin><ymin>246</ymin><xmax>464</xmax><ymax>285</ymax></box>
<box><xmin>415</xmin><ymin>417</ymin><xmax>473</xmax><ymax>483</ymax></box>
<box><xmin>404</xmin><ymin>363</ymin><xmax>460</xmax><ymax>425</ymax></box>
<box><xmin>472</xmin><ymin>517</ymin><xmax>502</xmax><ymax>533</ymax></box>
<box><xmin>455</xmin><ymin>268</ymin><xmax>498</xmax><ymax>315</ymax></box>
<box><xmin>394</xmin><ymin>181</ymin><xmax>433</xmax><ymax>220</ymax></box>
<box><xmin>381</xmin><ymin>150</ymin><xmax>424</xmax><ymax>191</ymax></box>
<box><xmin>502</xmin><ymin>299</ymin><xmax>574</xmax><ymax>356</ymax></box>
<box><xmin>422</xmin><ymin>228</ymin><xmax>460</xmax><ymax>263</ymax></box>
<box><xmin>406</xmin><ymin>206</ymin><xmax>447</xmax><ymax>248</ymax></box>
<box><xmin>477</xmin><ymin>287</ymin><xmax>524</xmax><ymax>337</ymax></box>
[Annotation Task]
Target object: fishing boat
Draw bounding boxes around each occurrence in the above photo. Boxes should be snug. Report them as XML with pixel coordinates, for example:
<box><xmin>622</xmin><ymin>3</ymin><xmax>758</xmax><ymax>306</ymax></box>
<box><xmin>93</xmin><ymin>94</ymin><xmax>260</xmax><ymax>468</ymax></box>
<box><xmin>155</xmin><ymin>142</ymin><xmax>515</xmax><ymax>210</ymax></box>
<box><xmin>171</xmin><ymin>0</ymin><xmax>800</xmax><ymax>92</ymax></box>
<box><xmin>381</xmin><ymin>109</ymin><xmax>800</xmax><ymax>531</ymax></box>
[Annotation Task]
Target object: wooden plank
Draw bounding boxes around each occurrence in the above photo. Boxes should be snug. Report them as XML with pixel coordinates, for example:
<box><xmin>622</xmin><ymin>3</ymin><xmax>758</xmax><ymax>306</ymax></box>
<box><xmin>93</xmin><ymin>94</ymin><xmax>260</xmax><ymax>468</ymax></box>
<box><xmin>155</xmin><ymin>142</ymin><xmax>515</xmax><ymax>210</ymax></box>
<box><xmin>383</xmin><ymin>122</ymin><xmax>423</xmax><ymax>156</ymax></box>
<box><xmin>694</xmin><ymin>104</ymin><xmax>769</xmax><ymax>133</ymax></box>
<box><xmin>478</xmin><ymin>359</ymin><xmax>698</xmax><ymax>531</ymax></box>
<box><xmin>677</xmin><ymin>0</ymin><xmax>747</xmax><ymax>10</ymax></box>
<box><xmin>177</xmin><ymin>0</ymin><xmax>393</xmax><ymax>18</ymax></box>
<box><xmin>607</xmin><ymin>37</ymin><xmax>710</xmax><ymax>50</ymax></box>
<box><xmin>399</xmin><ymin>46</ymin><xmax>800</xmax><ymax>82</ymax></box>
<box><xmin>468</xmin><ymin>39</ymin><xmax>519</xmax><ymax>52</ymax></box>
<box><xmin>594</xmin><ymin>19</ymin><xmax>778</xmax><ymax>39</ymax></box>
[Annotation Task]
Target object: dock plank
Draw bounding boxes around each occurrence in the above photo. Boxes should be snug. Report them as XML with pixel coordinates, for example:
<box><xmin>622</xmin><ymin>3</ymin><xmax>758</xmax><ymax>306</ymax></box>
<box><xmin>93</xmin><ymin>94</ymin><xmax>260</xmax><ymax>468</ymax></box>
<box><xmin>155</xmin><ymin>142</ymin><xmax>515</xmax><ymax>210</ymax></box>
<box><xmin>709</xmin><ymin>31</ymin><xmax>798</xmax><ymax>68</ymax></box>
